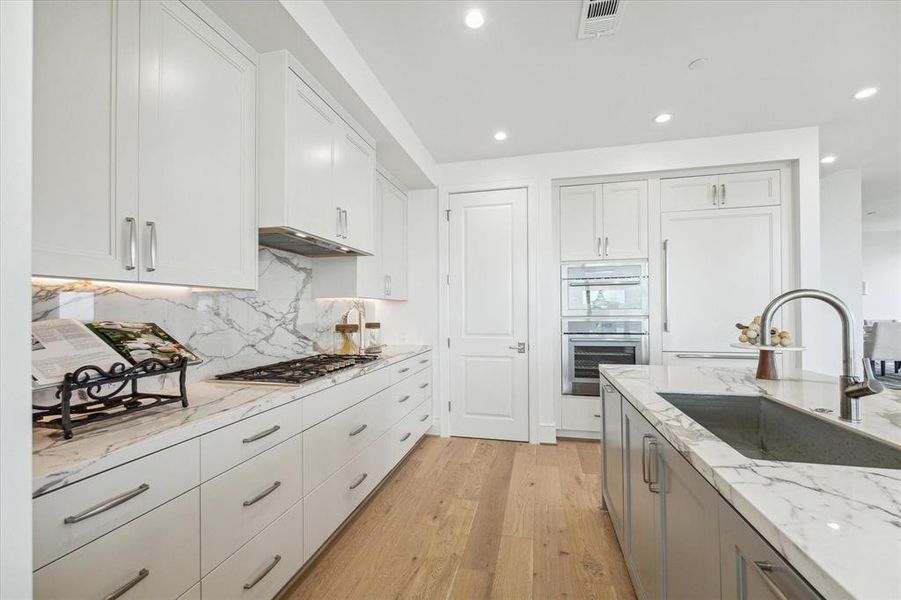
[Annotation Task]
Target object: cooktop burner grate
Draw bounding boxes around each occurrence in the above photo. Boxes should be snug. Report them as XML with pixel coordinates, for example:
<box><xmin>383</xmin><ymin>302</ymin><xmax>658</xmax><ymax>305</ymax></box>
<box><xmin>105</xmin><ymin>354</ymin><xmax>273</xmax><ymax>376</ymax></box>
<box><xmin>215</xmin><ymin>354</ymin><xmax>379</xmax><ymax>384</ymax></box>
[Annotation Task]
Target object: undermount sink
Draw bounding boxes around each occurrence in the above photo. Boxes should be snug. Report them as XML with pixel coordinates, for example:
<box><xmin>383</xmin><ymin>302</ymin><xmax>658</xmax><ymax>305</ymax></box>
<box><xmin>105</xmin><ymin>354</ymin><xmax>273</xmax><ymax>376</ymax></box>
<box><xmin>658</xmin><ymin>393</ymin><xmax>901</xmax><ymax>470</ymax></box>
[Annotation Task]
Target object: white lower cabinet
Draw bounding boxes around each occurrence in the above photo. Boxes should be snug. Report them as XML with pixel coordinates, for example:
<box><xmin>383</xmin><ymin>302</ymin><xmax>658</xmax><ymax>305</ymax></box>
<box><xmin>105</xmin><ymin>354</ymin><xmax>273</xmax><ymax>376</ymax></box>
<box><xmin>34</xmin><ymin>490</ymin><xmax>200</xmax><ymax>600</ymax></box>
<box><xmin>200</xmin><ymin>433</ymin><xmax>304</xmax><ymax>575</ymax></box>
<box><xmin>603</xmin><ymin>376</ymin><xmax>821</xmax><ymax>600</ymax></box>
<box><xmin>560</xmin><ymin>395</ymin><xmax>601</xmax><ymax>433</ymax></box>
<box><xmin>304</xmin><ymin>431</ymin><xmax>391</xmax><ymax>560</ymax></box>
<box><xmin>389</xmin><ymin>398</ymin><xmax>432</xmax><ymax>464</ymax></box>
<box><xmin>201</xmin><ymin>499</ymin><xmax>304</xmax><ymax>600</ymax></box>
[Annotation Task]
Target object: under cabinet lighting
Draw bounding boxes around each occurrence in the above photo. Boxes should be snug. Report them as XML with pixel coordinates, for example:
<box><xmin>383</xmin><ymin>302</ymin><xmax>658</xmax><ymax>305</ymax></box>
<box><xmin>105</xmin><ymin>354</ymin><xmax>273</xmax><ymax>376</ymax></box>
<box><xmin>853</xmin><ymin>87</ymin><xmax>879</xmax><ymax>100</ymax></box>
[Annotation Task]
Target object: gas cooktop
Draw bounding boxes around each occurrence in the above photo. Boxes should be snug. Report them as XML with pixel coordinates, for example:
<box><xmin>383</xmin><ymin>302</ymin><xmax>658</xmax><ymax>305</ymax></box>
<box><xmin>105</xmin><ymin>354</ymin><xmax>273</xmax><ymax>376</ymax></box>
<box><xmin>215</xmin><ymin>354</ymin><xmax>379</xmax><ymax>384</ymax></box>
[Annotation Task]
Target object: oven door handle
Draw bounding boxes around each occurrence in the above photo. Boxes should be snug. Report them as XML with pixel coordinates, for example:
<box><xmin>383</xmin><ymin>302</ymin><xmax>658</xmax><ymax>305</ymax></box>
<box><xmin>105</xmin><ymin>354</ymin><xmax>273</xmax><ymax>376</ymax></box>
<box><xmin>563</xmin><ymin>334</ymin><xmax>648</xmax><ymax>341</ymax></box>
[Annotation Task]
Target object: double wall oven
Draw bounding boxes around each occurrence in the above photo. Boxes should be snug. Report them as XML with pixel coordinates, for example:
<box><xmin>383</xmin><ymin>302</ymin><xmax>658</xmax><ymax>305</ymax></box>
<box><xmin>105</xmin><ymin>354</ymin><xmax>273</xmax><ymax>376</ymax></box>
<box><xmin>561</xmin><ymin>261</ymin><xmax>649</xmax><ymax>396</ymax></box>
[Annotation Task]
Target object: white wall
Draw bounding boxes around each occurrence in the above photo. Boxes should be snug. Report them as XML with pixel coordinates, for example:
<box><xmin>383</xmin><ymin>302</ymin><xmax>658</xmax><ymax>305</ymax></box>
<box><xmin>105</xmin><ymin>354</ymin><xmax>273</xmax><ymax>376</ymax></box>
<box><xmin>819</xmin><ymin>169</ymin><xmax>864</xmax><ymax>375</ymax></box>
<box><xmin>862</xmin><ymin>229</ymin><xmax>901</xmax><ymax>321</ymax></box>
<box><xmin>0</xmin><ymin>0</ymin><xmax>34</xmax><ymax>595</ymax></box>
<box><xmin>433</xmin><ymin>127</ymin><xmax>822</xmax><ymax>442</ymax></box>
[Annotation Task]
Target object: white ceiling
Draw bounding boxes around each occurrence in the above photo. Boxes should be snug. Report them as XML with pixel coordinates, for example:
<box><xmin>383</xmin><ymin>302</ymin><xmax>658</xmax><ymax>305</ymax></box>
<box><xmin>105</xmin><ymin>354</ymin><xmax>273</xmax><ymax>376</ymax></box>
<box><xmin>325</xmin><ymin>0</ymin><xmax>900</xmax><ymax>227</ymax></box>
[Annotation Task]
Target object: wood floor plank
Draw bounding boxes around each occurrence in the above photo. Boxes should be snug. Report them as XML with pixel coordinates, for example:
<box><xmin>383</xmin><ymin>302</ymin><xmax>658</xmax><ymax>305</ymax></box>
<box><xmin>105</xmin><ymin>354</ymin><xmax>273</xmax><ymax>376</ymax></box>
<box><xmin>282</xmin><ymin>436</ymin><xmax>636</xmax><ymax>600</ymax></box>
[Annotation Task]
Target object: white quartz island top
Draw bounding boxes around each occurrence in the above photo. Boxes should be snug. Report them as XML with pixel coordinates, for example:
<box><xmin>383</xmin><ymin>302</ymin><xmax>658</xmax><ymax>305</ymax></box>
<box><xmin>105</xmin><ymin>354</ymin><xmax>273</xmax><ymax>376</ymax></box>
<box><xmin>599</xmin><ymin>364</ymin><xmax>901</xmax><ymax>600</ymax></box>
<box><xmin>33</xmin><ymin>345</ymin><xmax>431</xmax><ymax>497</ymax></box>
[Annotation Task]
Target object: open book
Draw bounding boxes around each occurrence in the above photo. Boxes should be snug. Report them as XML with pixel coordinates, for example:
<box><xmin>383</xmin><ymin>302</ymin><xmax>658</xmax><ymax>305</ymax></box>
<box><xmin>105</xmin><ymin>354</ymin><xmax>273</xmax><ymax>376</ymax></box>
<box><xmin>32</xmin><ymin>319</ymin><xmax>200</xmax><ymax>387</ymax></box>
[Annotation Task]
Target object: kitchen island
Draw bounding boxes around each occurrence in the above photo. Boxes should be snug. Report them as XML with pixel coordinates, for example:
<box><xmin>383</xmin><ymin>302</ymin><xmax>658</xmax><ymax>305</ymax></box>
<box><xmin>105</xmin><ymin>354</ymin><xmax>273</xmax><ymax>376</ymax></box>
<box><xmin>599</xmin><ymin>364</ymin><xmax>900</xmax><ymax>600</ymax></box>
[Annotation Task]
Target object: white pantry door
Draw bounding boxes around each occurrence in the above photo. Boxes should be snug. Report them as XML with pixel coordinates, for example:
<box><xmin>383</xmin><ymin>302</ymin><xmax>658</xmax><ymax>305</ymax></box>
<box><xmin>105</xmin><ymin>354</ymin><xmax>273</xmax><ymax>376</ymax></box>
<box><xmin>448</xmin><ymin>188</ymin><xmax>529</xmax><ymax>442</ymax></box>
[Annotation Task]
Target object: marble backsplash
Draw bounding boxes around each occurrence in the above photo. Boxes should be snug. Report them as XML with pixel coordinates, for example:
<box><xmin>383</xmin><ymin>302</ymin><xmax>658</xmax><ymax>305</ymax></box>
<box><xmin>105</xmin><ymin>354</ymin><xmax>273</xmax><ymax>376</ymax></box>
<box><xmin>32</xmin><ymin>248</ymin><xmax>373</xmax><ymax>390</ymax></box>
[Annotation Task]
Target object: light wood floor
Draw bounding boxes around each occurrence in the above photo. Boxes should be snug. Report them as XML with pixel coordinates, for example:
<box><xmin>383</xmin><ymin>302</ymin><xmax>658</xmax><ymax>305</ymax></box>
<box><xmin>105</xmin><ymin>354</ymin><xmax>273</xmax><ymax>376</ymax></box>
<box><xmin>283</xmin><ymin>436</ymin><xmax>637</xmax><ymax>600</ymax></box>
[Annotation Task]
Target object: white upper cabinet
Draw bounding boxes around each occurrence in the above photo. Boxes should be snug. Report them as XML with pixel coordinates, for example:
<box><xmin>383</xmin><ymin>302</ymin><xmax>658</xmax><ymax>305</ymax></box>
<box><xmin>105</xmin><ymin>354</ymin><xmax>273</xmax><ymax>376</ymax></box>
<box><xmin>138</xmin><ymin>0</ymin><xmax>257</xmax><ymax>289</ymax></box>
<box><xmin>313</xmin><ymin>172</ymin><xmax>408</xmax><ymax>300</ymax></box>
<box><xmin>662</xmin><ymin>170</ymin><xmax>780</xmax><ymax>212</ymax></box>
<box><xmin>32</xmin><ymin>0</ymin><xmax>258</xmax><ymax>289</ymax></box>
<box><xmin>259</xmin><ymin>51</ymin><xmax>376</xmax><ymax>256</ymax></box>
<box><xmin>32</xmin><ymin>0</ymin><xmax>140</xmax><ymax>281</ymax></box>
<box><xmin>559</xmin><ymin>181</ymin><xmax>648</xmax><ymax>261</ymax></box>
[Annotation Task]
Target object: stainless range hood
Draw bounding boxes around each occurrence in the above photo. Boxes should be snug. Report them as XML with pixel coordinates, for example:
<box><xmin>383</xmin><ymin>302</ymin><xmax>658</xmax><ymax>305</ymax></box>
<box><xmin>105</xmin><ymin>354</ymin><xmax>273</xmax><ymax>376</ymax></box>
<box><xmin>258</xmin><ymin>227</ymin><xmax>370</xmax><ymax>258</ymax></box>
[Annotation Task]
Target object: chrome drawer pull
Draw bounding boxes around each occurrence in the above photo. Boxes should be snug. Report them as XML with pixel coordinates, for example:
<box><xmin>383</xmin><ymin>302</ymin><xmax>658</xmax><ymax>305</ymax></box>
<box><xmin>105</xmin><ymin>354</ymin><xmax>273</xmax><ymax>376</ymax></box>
<box><xmin>64</xmin><ymin>483</ymin><xmax>150</xmax><ymax>524</ymax></box>
<box><xmin>105</xmin><ymin>568</ymin><xmax>149</xmax><ymax>600</ymax></box>
<box><xmin>349</xmin><ymin>473</ymin><xmax>368</xmax><ymax>490</ymax></box>
<box><xmin>243</xmin><ymin>555</ymin><xmax>281</xmax><ymax>590</ymax></box>
<box><xmin>242</xmin><ymin>424</ymin><xmax>281</xmax><ymax>444</ymax></box>
<box><xmin>349</xmin><ymin>424</ymin><xmax>368</xmax><ymax>437</ymax></box>
<box><xmin>398</xmin><ymin>395</ymin><xmax>411</xmax><ymax>403</ymax></box>
<box><xmin>419</xmin><ymin>359</ymin><xmax>429</xmax><ymax>364</ymax></box>
<box><xmin>124</xmin><ymin>217</ymin><xmax>137</xmax><ymax>270</ymax></box>
<box><xmin>419</xmin><ymin>414</ymin><xmax>429</xmax><ymax>422</ymax></box>
<box><xmin>398</xmin><ymin>367</ymin><xmax>410</xmax><ymax>374</ymax></box>
<box><xmin>593</xmin><ymin>414</ymin><xmax>601</xmax><ymax>418</ymax></box>
<box><xmin>751</xmin><ymin>561</ymin><xmax>790</xmax><ymax>600</ymax></box>
<box><xmin>419</xmin><ymin>382</ymin><xmax>429</xmax><ymax>389</ymax></box>
<box><xmin>243</xmin><ymin>481</ymin><xmax>281</xmax><ymax>507</ymax></box>
<box><xmin>400</xmin><ymin>432</ymin><xmax>412</xmax><ymax>442</ymax></box>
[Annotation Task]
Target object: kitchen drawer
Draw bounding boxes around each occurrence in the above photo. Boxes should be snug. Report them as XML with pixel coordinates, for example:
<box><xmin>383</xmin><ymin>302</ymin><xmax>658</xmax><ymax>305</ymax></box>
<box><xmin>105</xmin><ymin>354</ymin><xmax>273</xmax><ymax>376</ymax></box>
<box><xmin>201</xmin><ymin>398</ymin><xmax>302</xmax><ymax>481</ymax></box>
<box><xmin>201</xmin><ymin>498</ymin><xmax>304</xmax><ymax>600</ymax></box>
<box><xmin>302</xmin><ymin>366</ymin><xmax>390</xmax><ymax>430</ymax></box>
<box><xmin>389</xmin><ymin>398</ymin><xmax>432</xmax><ymax>465</ymax></box>
<box><xmin>34</xmin><ymin>489</ymin><xmax>200</xmax><ymax>600</ymax></box>
<box><xmin>387</xmin><ymin>366</ymin><xmax>432</xmax><ymax>425</ymax></box>
<box><xmin>201</xmin><ymin>433</ymin><xmax>303</xmax><ymax>575</ymax></box>
<box><xmin>303</xmin><ymin>387</ymin><xmax>394</xmax><ymax>493</ymax></box>
<box><xmin>390</xmin><ymin>351</ymin><xmax>432</xmax><ymax>384</ymax></box>
<box><xmin>560</xmin><ymin>396</ymin><xmax>602</xmax><ymax>433</ymax></box>
<box><xmin>33</xmin><ymin>439</ymin><xmax>199</xmax><ymax>569</ymax></box>
<box><xmin>304</xmin><ymin>432</ymin><xmax>391</xmax><ymax>560</ymax></box>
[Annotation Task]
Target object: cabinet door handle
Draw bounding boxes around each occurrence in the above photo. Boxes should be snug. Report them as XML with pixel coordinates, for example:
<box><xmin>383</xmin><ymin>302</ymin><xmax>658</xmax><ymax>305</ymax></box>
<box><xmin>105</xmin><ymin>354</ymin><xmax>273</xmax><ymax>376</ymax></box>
<box><xmin>243</xmin><ymin>480</ymin><xmax>281</xmax><ymax>507</ymax></box>
<box><xmin>398</xmin><ymin>367</ymin><xmax>410</xmax><ymax>374</ymax></box>
<box><xmin>145</xmin><ymin>221</ymin><xmax>157</xmax><ymax>272</ymax></box>
<box><xmin>751</xmin><ymin>561</ymin><xmax>791</xmax><ymax>600</ymax></box>
<box><xmin>64</xmin><ymin>483</ymin><xmax>150</xmax><ymax>524</ymax></box>
<box><xmin>419</xmin><ymin>359</ymin><xmax>429</xmax><ymax>364</ymax></box>
<box><xmin>419</xmin><ymin>382</ymin><xmax>429</xmax><ymax>389</ymax></box>
<box><xmin>336</xmin><ymin>207</ymin><xmax>343</xmax><ymax>238</ymax></box>
<box><xmin>641</xmin><ymin>435</ymin><xmax>653</xmax><ymax>483</ymax></box>
<box><xmin>593</xmin><ymin>413</ymin><xmax>602</xmax><ymax>418</ymax></box>
<box><xmin>342</xmin><ymin>209</ymin><xmax>348</xmax><ymax>238</ymax></box>
<box><xmin>242</xmin><ymin>424</ymin><xmax>280</xmax><ymax>444</ymax></box>
<box><xmin>712</xmin><ymin>184</ymin><xmax>718</xmax><ymax>206</ymax></box>
<box><xmin>604</xmin><ymin>236</ymin><xmax>609</xmax><ymax>257</ymax></box>
<box><xmin>125</xmin><ymin>217</ymin><xmax>137</xmax><ymax>270</ymax></box>
<box><xmin>104</xmin><ymin>568</ymin><xmax>149</xmax><ymax>600</ymax></box>
<box><xmin>400</xmin><ymin>432</ymin><xmax>412</xmax><ymax>442</ymax></box>
<box><xmin>596</xmin><ymin>236</ymin><xmax>603</xmax><ymax>256</ymax></box>
<box><xmin>720</xmin><ymin>183</ymin><xmax>726</xmax><ymax>206</ymax></box>
<box><xmin>647</xmin><ymin>439</ymin><xmax>660</xmax><ymax>493</ymax></box>
<box><xmin>419</xmin><ymin>414</ymin><xmax>430</xmax><ymax>422</ymax></box>
<box><xmin>398</xmin><ymin>395</ymin><xmax>411</xmax><ymax>403</ymax></box>
<box><xmin>349</xmin><ymin>473</ymin><xmax>368</xmax><ymax>490</ymax></box>
<box><xmin>243</xmin><ymin>555</ymin><xmax>281</xmax><ymax>590</ymax></box>
<box><xmin>387</xmin><ymin>274</ymin><xmax>392</xmax><ymax>295</ymax></box>
<box><xmin>384</xmin><ymin>275</ymin><xmax>390</xmax><ymax>296</ymax></box>
<box><xmin>603</xmin><ymin>384</ymin><xmax>616</xmax><ymax>394</ymax></box>
<box><xmin>662</xmin><ymin>239</ymin><xmax>670</xmax><ymax>333</ymax></box>
<box><xmin>349</xmin><ymin>423</ymin><xmax>367</xmax><ymax>437</ymax></box>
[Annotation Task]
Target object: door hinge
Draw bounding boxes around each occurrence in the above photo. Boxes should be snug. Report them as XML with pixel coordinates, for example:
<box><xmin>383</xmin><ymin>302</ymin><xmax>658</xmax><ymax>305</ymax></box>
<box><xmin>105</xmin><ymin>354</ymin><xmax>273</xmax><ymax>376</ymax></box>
<box><xmin>445</xmin><ymin>209</ymin><xmax>451</xmax><ymax>221</ymax></box>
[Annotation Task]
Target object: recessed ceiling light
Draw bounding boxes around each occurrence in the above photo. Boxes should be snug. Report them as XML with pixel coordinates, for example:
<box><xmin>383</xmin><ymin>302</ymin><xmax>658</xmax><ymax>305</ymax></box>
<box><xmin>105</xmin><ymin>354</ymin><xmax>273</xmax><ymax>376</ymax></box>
<box><xmin>654</xmin><ymin>113</ymin><xmax>673</xmax><ymax>124</ymax></box>
<box><xmin>688</xmin><ymin>58</ymin><xmax>709</xmax><ymax>70</ymax></box>
<box><xmin>465</xmin><ymin>9</ymin><xmax>484</xmax><ymax>29</ymax></box>
<box><xmin>820</xmin><ymin>155</ymin><xmax>837</xmax><ymax>164</ymax></box>
<box><xmin>853</xmin><ymin>87</ymin><xmax>879</xmax><ymax>100</ymax></box>
<box><xmin>493</xmin><ymin>131</ymin><xmax>507</xmax><ymax>141</ymax></box>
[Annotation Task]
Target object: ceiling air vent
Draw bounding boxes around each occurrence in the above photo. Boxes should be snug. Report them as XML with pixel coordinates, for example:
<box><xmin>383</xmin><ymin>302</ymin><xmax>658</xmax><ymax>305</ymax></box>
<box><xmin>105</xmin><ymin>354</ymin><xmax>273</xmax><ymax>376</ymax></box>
<box><xmin>578</xmin><ymin>0</ymin><xmax>625</xmax><ymax>39</ymax></box>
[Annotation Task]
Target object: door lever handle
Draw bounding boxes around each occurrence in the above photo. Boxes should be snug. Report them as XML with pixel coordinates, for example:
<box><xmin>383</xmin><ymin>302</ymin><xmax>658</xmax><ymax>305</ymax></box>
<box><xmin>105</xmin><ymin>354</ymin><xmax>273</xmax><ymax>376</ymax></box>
<box><xmin>508</xmin><ymin>342</ymin><xmax>526</xmax><ymax>353</ymax></box>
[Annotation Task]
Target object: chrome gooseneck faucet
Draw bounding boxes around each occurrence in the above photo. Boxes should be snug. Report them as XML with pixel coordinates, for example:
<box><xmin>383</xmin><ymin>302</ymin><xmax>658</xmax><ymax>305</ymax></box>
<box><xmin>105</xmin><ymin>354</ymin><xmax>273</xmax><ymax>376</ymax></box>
<box><xmin>759</xmin><ymin>289</ymin><xmax>884</xmax><ymax>423</ymax></box>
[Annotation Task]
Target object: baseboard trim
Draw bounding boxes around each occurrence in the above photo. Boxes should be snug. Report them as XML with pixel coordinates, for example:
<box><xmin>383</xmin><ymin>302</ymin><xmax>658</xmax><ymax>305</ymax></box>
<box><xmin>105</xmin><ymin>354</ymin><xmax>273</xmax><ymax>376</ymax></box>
<box><xmin>556</xmin><ymin>429</ymin><xmax>601</xmax><ymax>441</ymax></box>
<box><xmin>538</xmin><ymin>423</ymin><xmax>557</xmax><ymax>444</ymax></box>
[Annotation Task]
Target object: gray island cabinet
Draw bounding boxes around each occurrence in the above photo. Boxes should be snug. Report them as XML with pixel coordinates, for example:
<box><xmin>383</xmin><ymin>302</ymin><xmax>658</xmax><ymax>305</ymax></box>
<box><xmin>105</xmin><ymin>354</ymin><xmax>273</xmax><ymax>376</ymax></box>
<box><xmin>600</xmin><ymin>374</ymin><xmax>822</xmax><ymax>600</ymax></box>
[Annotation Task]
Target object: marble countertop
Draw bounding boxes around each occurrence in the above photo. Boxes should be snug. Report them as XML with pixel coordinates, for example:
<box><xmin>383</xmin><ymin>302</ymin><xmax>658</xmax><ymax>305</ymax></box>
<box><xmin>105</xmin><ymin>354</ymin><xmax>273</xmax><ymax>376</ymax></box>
<box><xmin>599</xmin><ymin>364</ymin><xmax>901</xmax><ymax>600</ymax></box>
<box><xmin>33</xmin><ymin>345</ymin><xmax>431</xmax><ymax>497</ymax></box>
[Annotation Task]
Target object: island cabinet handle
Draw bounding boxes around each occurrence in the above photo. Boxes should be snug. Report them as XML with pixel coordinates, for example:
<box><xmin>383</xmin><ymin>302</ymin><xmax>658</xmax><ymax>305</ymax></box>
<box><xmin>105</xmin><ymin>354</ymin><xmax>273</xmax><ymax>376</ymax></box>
<box><xmin>349</xmin><ymin>424</ymin><xmax>367</xmax><ymax>437</ymax></box>
<box><xmin>419</xmin><ymin>358</ymin><xmax>429</xmax><ymax>364</ymax></box>
<box><xmin>104</xmin><ymin>568</ymin><xmax>150</xmax><ymax>600</ymax></box>
<box><xmin>400</xmin><ymin>432</ymin><xmax>412</xmax><ymax>442</ymax></box>
<box><xmin>398</xmin><ymin>367</ymin><xmax>410</xmax><ymax>374</ymax></box>
<box><xmin>603</xmin><ymin>384</ymin><xmax>616</xmax><ymax>394</ymax></box>
<box><xmin>243</xmin><ymin>555</ymin><xmax>281</xmax><ymax>590</ymax></box>
<box><xmin>64</xmin><ymin>483</ymin><xmax>150</xmax><ymax>524</ymax></box>
<box><xmin>398</xmin><ymin>395</ymin><xmax>411</xmax><ymax>403</ymax></box>
<box><xmin>418</xmin><ymin>383</ymin><xmax>429</xmax><ymax>389</ymax></box>
<box><xmin>349</xmin><ymin>473</ymin><xmax>368</xmax><ymax>490</ymax></box>
<box><xmin>751</xmin><ymin>561</ymin><xmax>791</xmax><ymax>600</ymax></box>
<box><xmin>243</xmin><ymin>481</ymin><xmax>281</xmax><ymax>507</ymax></box>
<box><xmin>593</xmin><ymin>414</ymin><xmax>602</xmax><ymax>418</ymax></box>
<box><xmin>641</xmin><ymin>435</ymin><xmax>654</xmax><ymax>484</ymax></box>
<box><xmin>242</xmin><ymin>424</ymin><xmax>281</xmax><ymax>444</ymax></box>
<box><xmin>419</xmin><ymin>414</ymin><xmax>430</xmax><ymax>422</ymax></box>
